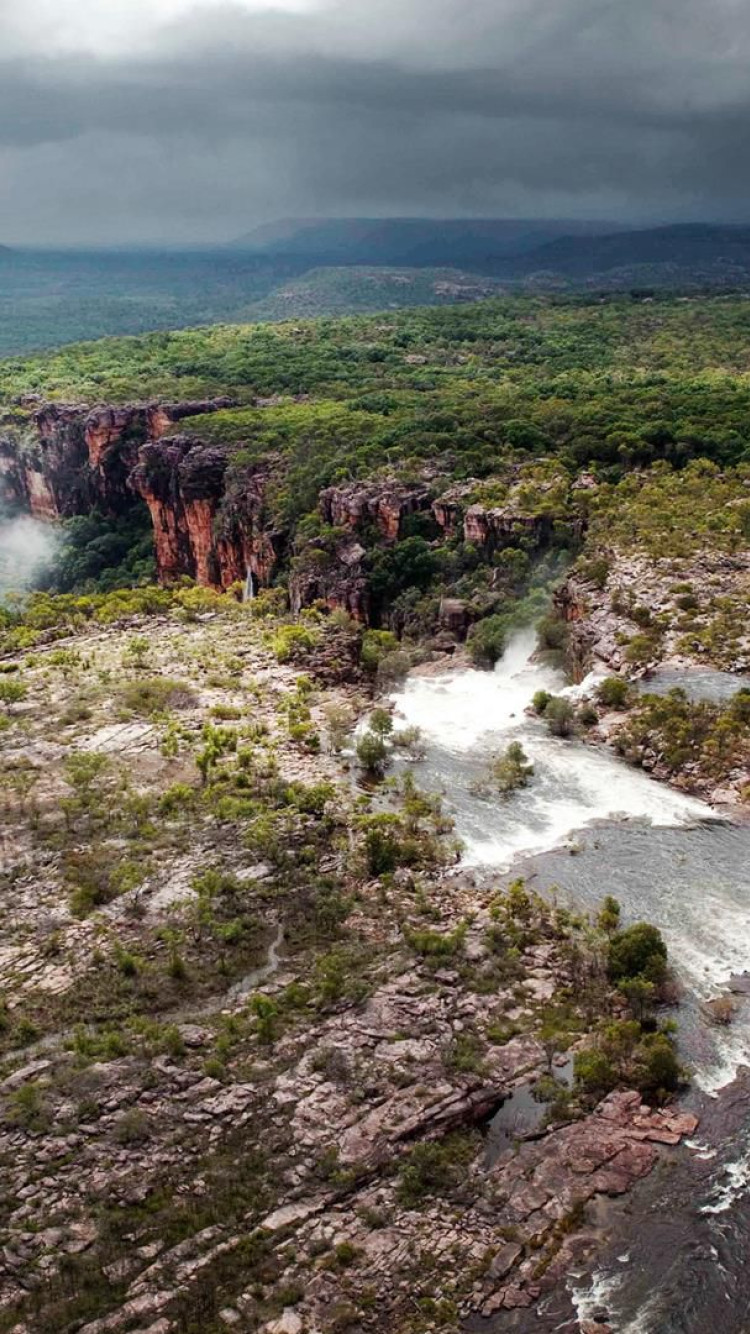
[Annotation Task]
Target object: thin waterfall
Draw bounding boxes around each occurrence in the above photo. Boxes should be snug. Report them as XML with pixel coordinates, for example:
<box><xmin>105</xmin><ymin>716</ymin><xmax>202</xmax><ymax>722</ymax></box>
<box><xmin>243</xmin><ymin>567</ymin><xmax>255</xmax><ymax>603</ymax></box>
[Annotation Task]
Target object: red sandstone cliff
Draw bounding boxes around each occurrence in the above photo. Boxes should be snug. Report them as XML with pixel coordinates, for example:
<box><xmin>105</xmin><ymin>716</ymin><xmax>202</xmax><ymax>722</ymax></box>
<box><xmin>130</xmin><ymin>437</ymin><xmax>285</xmax><ymax>591</ymax></box>
<box><xmin>0</xmin><ymin>393</ymin><xmax>287</xmax><ymax>596</ymax></box>
<box><xmin>1</xmin><ymin>399</ymin><xmax>588</xmax><ymax>622</ymax></box>
<box><xmin>0</xmin><ymin>398</ymin><xmax>235</xmax><ymax>523</ymax></box>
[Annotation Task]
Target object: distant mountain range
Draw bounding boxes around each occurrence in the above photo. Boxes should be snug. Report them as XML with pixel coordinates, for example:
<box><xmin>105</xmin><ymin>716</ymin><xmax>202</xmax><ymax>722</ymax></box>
<box><xmin>233</xmin><ymin>218</ymin><xmax>750</xmax><ymax>286</ymax></box>
<box><xmin>499</xmin><ymin>223</ymin><xmax>750</xmax><ymax>283</ymax></box>
<box><xmin>231</xmin><ymin>216</ymin><xmax>618</xmax><ymax>267</ymax></box>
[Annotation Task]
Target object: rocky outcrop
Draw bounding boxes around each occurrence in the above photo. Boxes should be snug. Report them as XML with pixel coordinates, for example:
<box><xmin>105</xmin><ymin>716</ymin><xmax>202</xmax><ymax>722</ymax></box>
<box><xmin>464</xmin><ymin>502</ymin><xmax>556</xmax><ymax>553</ymax></box>
<box><xmin>84</xmin><ymin>400</ymin><xmax>234</xmax><ymax>511</ymax></box>
<box><xmin>289</xmin><ymin>539</ymin><xmax>370</xmax><ymax>620</ymax></box>
<box><xmin>130</xmin><ymin>439</ymin><xmax>285</xmax><ymax>591</ymax></box>
<box><xmin>438</xmin><ymin>596</ymin><xmax>473</xmax><ymax>638</ymax></box>
<box><xmin>431</xmin><ymin>495</ymin><xmax>464</xmax><ymax>538</ymax></box>
<box><xmin>1</xmin><ymin>404</ymin><xmax>91</xmax><ymax>519</ymax></box>
<box><xmin>556</xmin><ymin>547</ymin><xmax>750</xmax><ymax>676</ymax></box>
<box><xmin>432</xmin><ymin>475</ymin><xmax>588</xmax><ymax>557</ymax></box>
<box><xmin>130</xmin><ymin>437</ymin><xmax>228</xmax><ymax>586</ymax></box>
<box><xmin>0</xmin><ymin>398</ymin><xmax>235</xmax><ymax>523</ymax></box>
<box><xmin>319</xmin><ymin>479</ymin><xmax>432</xmax><ymax>541</ymax></box>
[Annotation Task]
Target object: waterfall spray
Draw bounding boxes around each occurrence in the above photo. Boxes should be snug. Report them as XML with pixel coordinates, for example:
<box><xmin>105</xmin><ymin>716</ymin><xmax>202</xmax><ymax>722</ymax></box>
<box><xmin>0</xmin><ymin>514</ymin><xmax>60</xmax><ymax>596</ymax></box>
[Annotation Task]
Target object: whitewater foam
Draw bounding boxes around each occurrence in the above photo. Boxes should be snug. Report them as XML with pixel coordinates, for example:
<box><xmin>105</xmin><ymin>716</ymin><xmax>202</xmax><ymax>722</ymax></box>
<box><xmin>390</xmin><ymin>628</ymin><xmax>711</xmax><ymax>871</ymax></box>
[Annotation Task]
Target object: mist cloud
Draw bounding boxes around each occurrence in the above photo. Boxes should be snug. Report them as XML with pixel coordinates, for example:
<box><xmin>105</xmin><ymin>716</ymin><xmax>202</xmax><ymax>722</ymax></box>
<box><xmin>0</xmin><ymin>516</ymin><xmax>59</xmax><ymax>594</ymax></box>
<box><xmin>1</xmin><ymin>0</ymin><xmax>749</xmax><ymax>243</ymax></box>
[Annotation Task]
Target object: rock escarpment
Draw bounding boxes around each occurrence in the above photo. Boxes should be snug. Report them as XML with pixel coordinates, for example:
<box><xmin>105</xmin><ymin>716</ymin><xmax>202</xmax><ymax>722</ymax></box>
<box><xmin>289</xmin><ymin>538</ymin><xmax>371</xmax><ymax>621</ymax></box>
<box><xmin>0</xmin><ymin>398</ymin><xmax>234</xmax><ymax>523</ymax></box>
<box><xmin>2</xmin><ymin>400</ymin><xmax>588</xmax><ymax>624</ymax></box>
<box><xmin>319</xmin><ymin>478</ymin><xmax>433</xmax><ymax>541</ymax></box>
<box><xmin>0</xmin><ymin>396</ymin><xmax>286</xmax><ymax>592</ymax></box>
<box><xmin>556</xmin><ymin>548</ymin><xmax>750</xmax><ymax>676</ymax></box>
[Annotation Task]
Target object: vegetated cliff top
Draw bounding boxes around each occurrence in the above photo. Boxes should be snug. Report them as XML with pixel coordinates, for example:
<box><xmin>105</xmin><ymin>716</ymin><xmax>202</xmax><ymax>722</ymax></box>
<box><xmin>3</xmin><ymin>288</ymin><xmax>750</xmax><ymax>406</ymax></box>
<box><xmin>3</xmin><ymin>294</ymin><xmax>750</xmax><ymax>526</ymax></box>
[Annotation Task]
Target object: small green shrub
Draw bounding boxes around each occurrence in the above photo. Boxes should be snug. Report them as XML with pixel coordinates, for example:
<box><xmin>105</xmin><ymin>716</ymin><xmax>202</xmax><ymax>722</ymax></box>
<box><xmin>356</xmin><ymin>730</ymin><xmax>388</xmax><ymax>779</ymax></box>
<box><xmin>492</xmin><ymin>741</ymin><xmax>534</xmax><ymax>794</ymax></box>
<box><xmin>271</xmin><ymin>624</ymin><xmax>320</xmax><ymax>664</ymax></box>
<box><xmin>122</xmin><ymin>677</ymin><xmax>197</xmax><ymax>717</ymax></box>
<box><xmin>397</xmin><ymin>1134</ymin><xmax>478</xmax><ymax>1206</ymax></box>
<box><xmin>596</xmin><ymin>676</ymin><xmax>630</xmax><ymax>709</ymax></box>
<box><xmin>608</xmin><ymin>922</ymin><xmax>668</xmax><ymax>985</ymax></box>
<box><xmin>532</xmin><ymin>689</ymin><xmax>552</xmax><ymax>714</ymax></box>
<box><xmin>543</xmin><ymin>697</ymin><xmax>575</xmax><ymax>737</ymax></box>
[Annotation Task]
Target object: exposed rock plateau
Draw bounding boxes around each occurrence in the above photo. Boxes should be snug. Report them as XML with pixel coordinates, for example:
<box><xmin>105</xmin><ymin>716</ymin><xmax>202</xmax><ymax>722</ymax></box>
<box><xmin>0</xmin><ymin>597</ymin><xmax>698</xmax><ymax>1333</ymax></box>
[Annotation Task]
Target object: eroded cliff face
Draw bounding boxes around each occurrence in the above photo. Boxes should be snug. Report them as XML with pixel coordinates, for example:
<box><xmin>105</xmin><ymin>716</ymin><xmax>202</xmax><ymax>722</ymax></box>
<box><xmin>319</xmin><ymin>478</ymin><xmax>433</xmax><ymax>542</ymax></box>
<box><xmin>2</xmin><ymin>400</ymin><xmax>587</xmax><ymax>619</ymax></box>
<box><xmin>0</xmin><ymin>396</ymin><xmax>282</xmax><ymax>592</ymax></box>
<box><xmin>431</xmin><ymin>476</ymin><xmax>588</xmax><ymax>555</ymax></box>
<box><xmin>130</xmin><ymin>438</ymin><xmax>285</xmax><ymax>592</ymax></box>
<box><xmin>289</xmin><ymin>538</ymin><xmax>371</xmax><ymax>621</ymax></box>
<box><xmin>0</xmin><ymin>398</ymin><xmax>235</xmax><ymax>523</ymax></box>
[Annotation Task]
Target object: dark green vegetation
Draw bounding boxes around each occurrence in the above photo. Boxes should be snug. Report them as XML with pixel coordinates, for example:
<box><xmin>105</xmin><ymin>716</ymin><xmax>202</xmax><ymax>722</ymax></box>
<box><xmin>572</xmin><ymin>906</ymin><xmax>681</xmax><ymax>1102</ymax></box>
<box><xmin>0</xmin><ymin>248</ymin><xmax>516</xmax><ymax>358</ymax></box>
<box><xmin>38</xmin><ymin>509</ymin><xmax>156</xmax><ymax>593</ymax></box>
<box><xmin>614</xmin><ymin>687</ymin><xmax>750</xmax><ymax>787</ymax></box>
<box><xmin>6</xmin><ymin>288</ymin><xmax>750</xmax><ymax>418</ymax></box>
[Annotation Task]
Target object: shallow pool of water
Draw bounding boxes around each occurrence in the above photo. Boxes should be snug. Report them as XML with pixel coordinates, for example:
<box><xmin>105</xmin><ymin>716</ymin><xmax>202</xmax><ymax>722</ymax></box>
<box><xmin>639</xmin><ymin>666</ymin><xmax>750</xmax><ymax>703</ymax></box>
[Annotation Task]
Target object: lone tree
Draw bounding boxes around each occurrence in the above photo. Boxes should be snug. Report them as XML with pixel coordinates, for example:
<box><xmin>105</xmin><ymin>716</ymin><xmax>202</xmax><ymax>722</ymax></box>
<box><xmin>492</xmin><ymin>741</ymin><xmax>534</xmax><ymax>794</ymax></box>
<box><xmin>368</xmin><ymin>708</ymin><xmax>394</xmax><ymax>739</ymax></box>
<box><xmin>356</xmin><ymin>730</ymin><xmax>388</xmax><ymax>780</ymax></box>
<box><xmin>544</xmin><ymin>697</ymin><xmax>575</xmax><ymax>738</ymax></box>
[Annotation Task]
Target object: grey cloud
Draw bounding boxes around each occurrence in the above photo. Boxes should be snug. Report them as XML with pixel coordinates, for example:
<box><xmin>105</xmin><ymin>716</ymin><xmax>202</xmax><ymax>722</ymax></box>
<box><xmin>1</xmin><ymin>0</ymin><xmax>750</xmax><ymax>243</ymax></box>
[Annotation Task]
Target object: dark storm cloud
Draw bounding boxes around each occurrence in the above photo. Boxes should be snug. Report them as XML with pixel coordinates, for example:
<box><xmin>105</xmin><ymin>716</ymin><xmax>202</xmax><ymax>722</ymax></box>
<box><xmin>1</xmin><ymin>0</ymin><xmax>750</xmax><ymax>243</ymax></box>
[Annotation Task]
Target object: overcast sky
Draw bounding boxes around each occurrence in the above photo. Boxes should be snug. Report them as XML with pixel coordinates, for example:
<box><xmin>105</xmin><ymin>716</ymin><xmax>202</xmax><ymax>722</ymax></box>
<box><xmin>2</xmin><ymin>0</ymin><xmax>749</xmax><ymax>244</ymax></box>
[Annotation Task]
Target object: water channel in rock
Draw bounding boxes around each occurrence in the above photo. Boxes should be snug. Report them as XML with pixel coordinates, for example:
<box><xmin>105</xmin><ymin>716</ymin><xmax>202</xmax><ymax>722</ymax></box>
<box><xmin>389</xmin><ymin>629</ymin><xmax>750</xmax><ymax>1332</ymax></box>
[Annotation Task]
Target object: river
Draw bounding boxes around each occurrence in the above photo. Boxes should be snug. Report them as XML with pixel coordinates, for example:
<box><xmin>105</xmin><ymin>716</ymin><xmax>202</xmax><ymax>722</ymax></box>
<box><xmin>390</xmin><ymin>629</ymin><xmax>750</xmax><ymax>1333</ymax></box>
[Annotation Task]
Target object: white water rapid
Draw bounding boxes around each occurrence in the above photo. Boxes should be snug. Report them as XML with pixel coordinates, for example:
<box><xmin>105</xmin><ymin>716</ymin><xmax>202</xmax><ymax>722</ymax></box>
<box><xmin>412</xmin><ymin>637</ymin><xmax>750</xmax><ymax>1334</ymax></box>
<box><xmin>391</xmin><ymin>629</ymin><xmax>750</xmax><ymax>1094</ymax></box>
<box><xmin>390</xmin><ymin>628</ymin><xmax>710</xmax><ymax>868</ymax></box>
